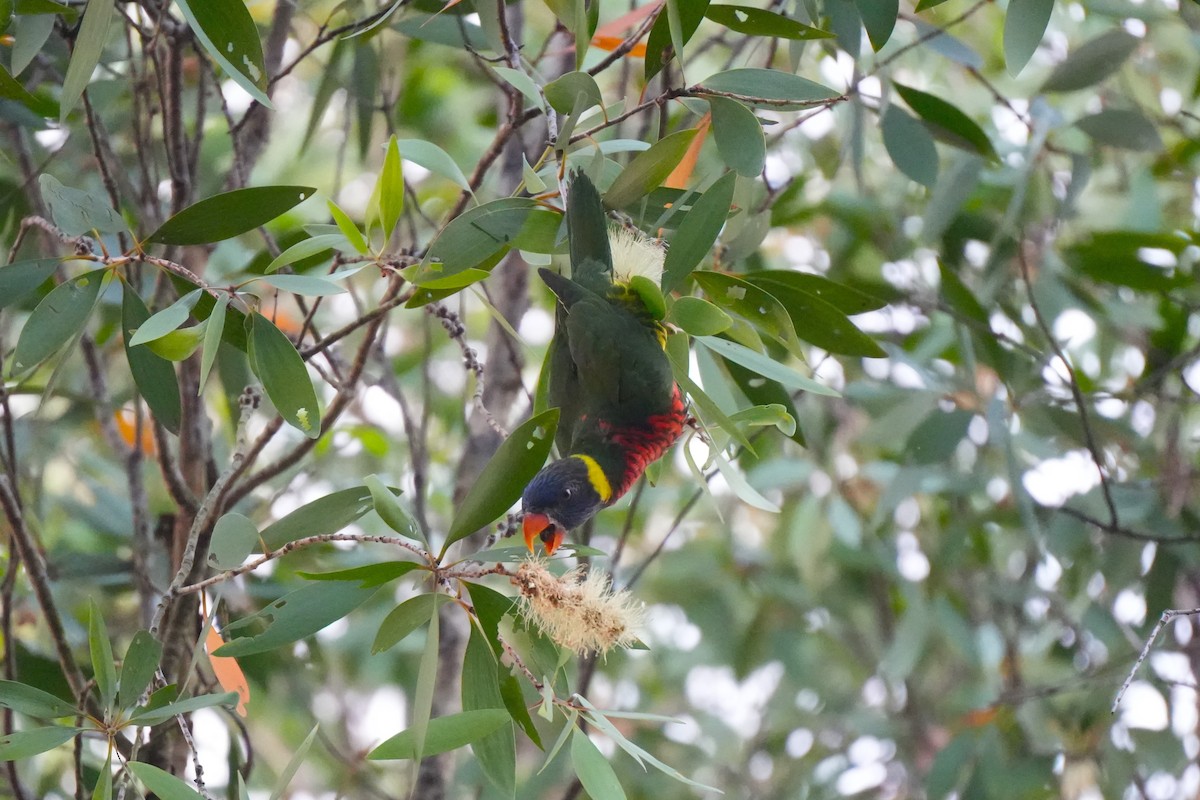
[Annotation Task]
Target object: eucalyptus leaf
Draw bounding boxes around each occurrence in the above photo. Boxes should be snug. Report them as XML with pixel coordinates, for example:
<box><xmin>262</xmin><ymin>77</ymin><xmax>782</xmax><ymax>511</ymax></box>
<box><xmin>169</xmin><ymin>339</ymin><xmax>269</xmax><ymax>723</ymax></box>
<box><xmin>12</xmin><ymin>268</ymin><xmax>106</xmax><ymax>375</ymax></box>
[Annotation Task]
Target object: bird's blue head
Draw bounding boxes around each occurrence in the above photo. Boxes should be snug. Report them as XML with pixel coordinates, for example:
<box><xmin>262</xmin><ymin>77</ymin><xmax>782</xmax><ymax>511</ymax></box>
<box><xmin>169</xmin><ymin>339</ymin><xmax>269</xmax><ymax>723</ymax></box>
<box><xmin>521</xmin><ymin>456</ymin><xmax>611</xmax><ymax>554</ymax></box>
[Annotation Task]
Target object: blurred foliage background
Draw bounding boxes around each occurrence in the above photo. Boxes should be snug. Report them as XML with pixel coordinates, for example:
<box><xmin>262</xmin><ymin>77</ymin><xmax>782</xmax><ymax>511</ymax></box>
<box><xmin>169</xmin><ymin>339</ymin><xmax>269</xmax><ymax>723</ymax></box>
<box><xmin>2</xmin><ymin>0</ymin><xmax>1200</xmax><ymax>798</ymax></box>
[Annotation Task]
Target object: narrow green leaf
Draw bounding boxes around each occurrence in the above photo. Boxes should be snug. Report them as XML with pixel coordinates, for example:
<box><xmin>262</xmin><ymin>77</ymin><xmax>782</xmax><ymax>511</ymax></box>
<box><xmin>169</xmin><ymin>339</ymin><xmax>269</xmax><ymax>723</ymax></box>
<box><xmin>747</xmin><ymin>271</ymin><xmax>888</xmax><ymax>314</ymax></box>
<box><xmin>0</xmin><ymin>726</ymin><xmax>78</xmax><ymax>761</ymax></box>
<box><xmin>1076</xmin><ymin>109</ymin><xmax>1163</xmax><ymax>151</ymax></box>
<box><xmin>0</xmin><ymin>680</ymin><xmax>76</xmax><ymax>719</ymax></box>
<box><xmin>59</xmin><ymin>0</ymin><xmax>115</xmax><ymax>119</ymax></box>
<box><xmin>379</xmin><ymin>136</ymin><xmax>404</xmax><ymax>241</ymax></box>
<box><xmin>604</xmin><ymin>130</ymin><xmax>697</xmax><ymax>210</ymax></box>
<box><xmin>248</xmin><ymin>312</ymin><xmax>321</xmax><ymax>438</ymax></box>
<box><xmin>145</xmin><ymin>324</ymin><xmax>205</xmax><ymax>362</ymax></box>
<box><xmin>667</xmin><ymin>296</ymin><xmax>732</xmax><ymax>336</ymax></box>
<box><xmin>129</xmin><ymin>691</ymin><xmax>239</xmax><ymax>726</ymax></box>
<box><xmin>1041</xmin><ymin>28</ymin><xmax>1138</xmax><ymax>93</ymax></box>
<box><xmin>128</xmin><ymin>762</ymin><xmax>205</xmax><ymax>800</ymax></box>
<box><xmin>368</xmin><ymin>709</ymin><xmax>512</xmax><ymax>760</ymax></box>
<box><xmin>198</xmin><ymin>293</ymin><xmax>229</xmax><ymax>393</ymax></box>
<box><xmin>0</xmin><ymin>61</ymin><xmax>56</xmax><ymax>116</ymax></box>
<box><xmin>463</xmin><ymin>582</ymin><xmax>541</xmax><ymax>745</ymax></box>
<box><xmin>539</xmin><ymin>710</ymin><xmax>578</xmax><ymax>773</ymax></box>
<box><xmin>372</xmin><ymin>594</ymin><xmax>453</xmax><ymax>655</ymax></box>
<box><xmin>893</xmin><ymin>83</ymin><xmax>998</xmax><ymax>161</ymax></box>
<box><xmin>1003</xmin><ymin>0</ymin><xmax>1053</xmax><ymax>75</ymax></box>
<box><xmin>741</xmin><ymin>276</ymin><xmax>886</xmax><ymax>357</ymax></box>
<box><xmin>208</xmin><ymin>512</ymin><xmax>259</xmax><ymax>571</ymax></box>
<box><xmin>328</xmin><ymin>200</ymin><xmax>368</xmax><ymax>254</ymax></box>
<box><xmin>881</xmin><ymin>105</ymin><xmax>938</xmax><ymax>187</ymax></box>
<box><xmin>12</xmin><ymin>13</ymin><xmax>55</xmax><ymax>76</ymax></box>
<box><xmin>118</xmin><ymin>631</ymin><xmax>162</xmax><ymax>711</ymax></box>
<box><xmin>691</xmin><ymin>270</ymin><xmax>803</xmax><ymax>358</ymax></box>
<box><xmin>699</xmin><ymin>68</ymin><xmax>840</xmax><ymax>109</ymax></box>
<box><xmin>260</xmin><ymin>485</ymin><xmax>374</xmax><ymax>549</ymax></box>
<box><xmin>174</xmin><ymin>0</ymin><xmax>271</xmax><ymax>109</ymax></box>
<box><xmin>259</xmin><ymin>274</ymin><xmax>347</xmax><ymax>297</ymax></box>
<box><xmin>39</xmin><ymin>174</ymin><xmax>127</xmax><ymax>236</ymax></box>
<box><xmin>462</xmin><ymin>625</ymin><xmax>516</xmax><ymax>797</ymax></box>
<box><xmin>665</xmin><ymin>334</ymin><xmax>753</xmax><ymax>450</ymax></box>
<box><xmin>708</xmin><ymin>96</ymin><xmax>765</xmax><ymax>177</ymax></box>
<box><xmin>397</xmin><ymin>138</ymin><xmax>473</xmax><ymax>193</ymax></box>
<box><xmin>411</xmin><ymin>600</ymin><xmax>439</xmax><ymax>763</ymax></box>
<box><xmin>365</xmin><ymin>474</ymin><xmax>422</xmax><ymax>543</ymax></box>
<box><xmin>88</xmin><ymin>600</ymin><xmax>116</xmax><ymax>710</ymax></box>
<box><xmin>128</xmin><ymin>289</ymin><xmax>202</xmax><ymax>346</ymax></box>
<box><xmin>268</xmin><ymin>724</ymin><xmax>319</xmax><ymax>800</ymax></box>
<box><xmin>264</xmin><ymin>234</ymin><xmax>346</xmax><ymax>274</ymax></box>
<box><xmin>122</xmin><ymin>285</ymin><xmax>182</xmax><ymax>434</ymax></box>
<box><xmin>645</xmin><ymin>0</ymin><xmax>707</xmax><ymax>80</ymax></box>
<box><xmin>91</xmin><ymin>754</ymin><xmax>112</xmax><ymax>800</ymax></box>
<box><xmin>853</xmin><ymin>0</ymin><xmax>897</xmax><ymax>50</ymax></box>
<box><xmin>408</xmin><ymin>198</ymin><xmax>539</xmax><ymax>285</ymax></box>
<box><xmin>704</xmin><ymin>5</ymin><xmax>833</xmax><ymax>40</ymax></box>
<box><xmin>662</xmin><ymin>172</ymin><xmax>736</xmax><ymax>292</ymax></box>
<box><xmin>695</xmin><ymin>336</ymin><xmax>838</xmax><ymax>397</ymax></box>
<box><xmin>215</xmin><ymin>582</ymin><xmax>378</xmax><ymax>657</ymax></box>
<box><xmin>905</xmin><ymin>409</ymin><xmax>974</xmax><ymax>464</ymax></box>
<box><xmin>722</xmin><ymin>359</ymin><xmax>805</xmax><ymax>446</ymax></box>
<box><xmin>491</xmin><ymin>66</ymin><xmax>545</xmax><ymax>111</ymax></box>
<box><xmin>297</xmin><ymin>561</ymin><xmax>423</xmax><ymax>586</ymax></box>
<box><xmin>441</xmin><ymin>409</ymin><xmax>559</xmax><ymax>556</ymax></box>
<box><xmin>0</xmin><ymin>258</ymin><xmax>58</xmax><ymax>309</ymax></box>
<box><xmin>544</xmin><ymin>71</ymin><xmax>603</xmax><ymax>116</ymax></box>
<box><xmin>571</xmin><ymin>730</ymin><xmax>628</xmax><ymax>800</ymax></box>
<box><xmin>146</xmin><ymin>186</ymin><xmax>316</xmax><ymax>245</ymax></box>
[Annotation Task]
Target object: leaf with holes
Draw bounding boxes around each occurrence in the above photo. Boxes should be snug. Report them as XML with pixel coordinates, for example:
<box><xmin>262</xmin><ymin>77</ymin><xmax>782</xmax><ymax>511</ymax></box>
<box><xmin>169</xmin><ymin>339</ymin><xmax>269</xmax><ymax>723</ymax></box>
<box><xmin>174</xmin><ymin>0</ymin><xmax>270</xmax><ymax>108</ymax></box>
<box><xmin>699</xmin><ymin>68</ymin><xmax>839</xmax><ymax>110</ymax></box>
<box><xmin>248</xmin><ymin>312</ymin><xmax>321</xmax><ymax>438</ymax></box>
<box><xmin>215</xmin><ymin>581</ymin><xmax>380</xmax><ymax>657</ymax></box>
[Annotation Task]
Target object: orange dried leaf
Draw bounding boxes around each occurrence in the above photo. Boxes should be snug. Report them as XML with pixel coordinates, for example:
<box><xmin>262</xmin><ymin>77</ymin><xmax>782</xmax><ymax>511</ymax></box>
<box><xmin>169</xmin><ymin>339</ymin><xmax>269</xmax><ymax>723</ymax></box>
<box><xmin>665</xmin><ymin>113</ymin><xmax>711</xmax><ymax>189</ymax></box>
<box><xmin>960</xmin><ymin>706</ymin><xmax>999</xmax><ymax>728</ymax></box>
<box><xmin>591</xmin><ymin>35</ymin><xmax>647</xmax><ymax>57</ymax></box>
<box><xmin>114</xmin><ymin>408</ymin><xmax>157</xmax><ymax>455</ymax></box>
<box><xmin>206</xmin><ymin>625</ymin><xmax>250</xmax><ymax>717</ymax></box>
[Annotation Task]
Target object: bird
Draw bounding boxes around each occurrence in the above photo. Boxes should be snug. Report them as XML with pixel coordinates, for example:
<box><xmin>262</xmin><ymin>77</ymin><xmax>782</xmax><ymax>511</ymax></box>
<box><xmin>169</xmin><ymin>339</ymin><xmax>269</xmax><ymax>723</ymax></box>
<box><xmin>521</xmin><ymin>173</ymin><xmax>687</xmax><ymax>555</ymax></box>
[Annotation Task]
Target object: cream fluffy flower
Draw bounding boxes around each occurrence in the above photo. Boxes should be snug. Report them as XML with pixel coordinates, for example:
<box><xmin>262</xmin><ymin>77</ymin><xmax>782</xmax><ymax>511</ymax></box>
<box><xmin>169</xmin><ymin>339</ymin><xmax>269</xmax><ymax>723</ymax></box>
<box><xmin>513</xmin><ymin>559</ymin><xmax>646</xmax><ymax>656</ymax></box>
<box><xmin>608</xmin><ymin>227</ymin><xmax>666</xmax><ymax>287</ymax></box>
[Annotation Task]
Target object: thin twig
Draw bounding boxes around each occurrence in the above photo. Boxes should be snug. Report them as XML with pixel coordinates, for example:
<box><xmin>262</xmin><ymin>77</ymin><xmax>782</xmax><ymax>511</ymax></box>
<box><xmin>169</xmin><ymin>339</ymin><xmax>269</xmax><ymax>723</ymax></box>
<box><xmin>1112</xmin><ymin>608</ymin><xmax>1200</xmax><ymax>712</ymax></box>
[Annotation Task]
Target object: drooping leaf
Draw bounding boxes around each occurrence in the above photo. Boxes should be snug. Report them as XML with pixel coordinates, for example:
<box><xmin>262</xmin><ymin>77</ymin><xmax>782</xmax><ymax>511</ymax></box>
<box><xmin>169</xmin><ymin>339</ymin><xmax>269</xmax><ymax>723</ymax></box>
<box><xmin>248</xmin><ymin>312</ymin><xmax>321</xmax><ymax>438</ymax></box>
<box><xmin>145</xmin><ymin>324</ymin><xmax>205</xmax><ymax>362</ymax></box>
<box><xmin>368</xmin><ymin>709</ymin><xmax>512</xmax><ymax>760</ymax></box>
<box><xmin>146</xmin><ymin>187</ymin><xmax>316</xmax><ymax>245</ymax></box>
<box><xmin>0</xmin><ymin>726</ymin><xmax>78</xmax><ymax>761</ymax></box>
<box><xmin>39</xmin><ymin>174</ymin><xmax>128</xmax><ymax>236</ymax></box>
<box><xmin>408</xmin><ymin>198</ymin><xmax>539</xmax><ymax>285</ymax></box>
<box><xmin>215</xmin><ymin>581</ymin><xmax>379</xmax><ymax>657</ymax></box>
<box><xmin>462</xmin><ymin>625</ymin><xmax>516</xmax><ymax>798</ymax></box>
<box><xmin>747</xmin><ymin>271</ymin><xmax>888</xmax><ymax>314</ymax></box>
<box><xmin>572</xmin><ymin>730</ymin><xmax>628</xmax><ymax>800</ymax></box>
<box><xmin>0</xmin><ymin>680</ymin><xmax>76</xmax><ymax>719</ymax></box>
<box><xmin>0</xmin><ymin>61</ymin><xmax>56</xmax><ymax>116</ymax></box>
<box><xmin>1076</xmin><ymin>109</ymin><xmax>1163</xmax><ymax>151</ymax></box>
<box><xmin>88</xmin><ymin>600</ymin><xmax>116</xmax><ymax>710</ymax></box>
<box><xmin>742</xmin><ymin>275</ymin><xmax>887</xmax><ymax>357</ymax></box>
<box><xmin>122</xmin><ymin>285</ymin><xmax>182</xmax><ymax>433</ymax></box>
<box><xmin>59</xmin><ymin>0</ymin><xmax>115</xmax><ymax>119</ymax></box>
<box><xmin>665</xmin><ymin>334</ymin><xmax>753</xmax><ymax>450</ymax></box>
<box><xmin>118</xmin><ymin>631</ymin><xmax>162</xmax><ymax>711</ymax></box>
<box><xmin>695</xmin><ymin>336</ymin><xmax>838</xmax><ymax>397</ymax></box>
<box><xmin>12</xmin><ymin>268</ymin><xmax>105</xmax><ymax>375</ymax></box>
<box><xmin>198</xmin><ymin>293</ymin><xmax>228</xmax><ymax>393</ymax></box>
<box><xmin>411</xmin><ymin>600</ymin><xmax>439</xmax><ymax>762</ymax></box>
<box><xmin>544</xmin><ymin>71</ymin><xmax>603</xmax><ymax>116</ymax></box>
<box><xmin>128</xmin><ymin>762</ymin><xmax>206</xmax><ymax>800</ymax></box>
<box><xmin>708</xmin><ymin>96</ymin><xmax>765</xmax><ymax>177</ymax></box>
<box><xmin>893</xmin><ymin>83</ymin><xmax>998</xmax><ymax>161</ymax></box>
<box><xmin>129</xmin><ymin>690</ymin><xmax>240</xmax><ymax>726</ymax></box>
<box><xmin>666</xmin><ymin>296</ymin><xmax>732</xmax><ymax>336</ymax></box>
<box><xmin>174</xmin><ymin>0</ymin><xmax>270</xmax><ymax>108</ymax></box>
<box><xmin>442</xmin><ymin>409</ymin><xmax>559</xmax><ymax>556</ymax></box>
<box><xmin>0</xmin><ymin>258</ymin><xmax>59</xmax><ymax>309</ymax></box>
<box><xmin>1040</xmin><ymin>28</ymin><xmax>1139</xmax><ymax>93</ymax></box>
<box><xmin>371</xmin><ymin>594</ymin><xmax>453</xmax><ymax>654</ymax></box>
<box><xmin>881</xmin><ymin>105</ymin><xmax>938</xmax><ymax>187</ymax></box>
<box><xmin>397</xmin><ymin>138</ymin><xmax>473</xmax><ymax>192</ymax></box>
<box><xmin>128</xmin><ymin>289</ymin><xmax>202</xmax><ymax>346</ymax></box>
<box><xmin>491</xmin><ymin>66</ymin><xmax>545</xmax><ymax>111</ymax></box>
<box><xmin>268</xmin><ymin>725</ymin><xmax>320</xmax><ymax>800</ymax></box>
<box><xmin>852</xmin><ymin>0</ymin><xmax>897</xmax><ymax>50</ymax></box>
<box><xmin>704</xmin><ymin>5</ymin><xmax>832</xmax><ymax>40</ymax></box>
<box><xmin>605</xmin><ymin>130</ymin><xmax>698</xmax><ymax>209</ymax></box>
<box><xmin>208</xmin><ymin>512</ymin><xmax>259</xmax><ymax>571</ymax></box>
<box><xmin>91</xmin><ymin>754</ymin><xmax>112</xmax><ymax>800</ymax></box>
<box><xmin>364</xmin><ymin>474</ymin><xmax>422</xmax><ymax>543</ymax></box>
<box><xmin>379</xmin><ymin>135</ymin><xmax>404</xmax><ymax>241</ymax></box>
<box><xmin>260</xmin><ymin>485</ymin><xmax>375</xmax><ymax>549</ymax></box>
<box><xmin>645</xmin><ymin>0</ymin><xmax>706</xmax><ymax>80</ymax></box>
<box><xmin>1003</xmin><ymin>0</ymin><xmax>1054</xmax><ymax>75</ymax></box>
<box><xmin>662</xmin><ymin>171</ymin><xmax>736</xmax><ymax>292</ymax></box>
<box><xmin>699</xmin><ymin>68</ymin><xmax>840</xmax><ymax>110</ymax></box>
<box><xmin>691</xmin><ymin>270</ymin><xmax>803</xmax><ymax>358</ymax></box>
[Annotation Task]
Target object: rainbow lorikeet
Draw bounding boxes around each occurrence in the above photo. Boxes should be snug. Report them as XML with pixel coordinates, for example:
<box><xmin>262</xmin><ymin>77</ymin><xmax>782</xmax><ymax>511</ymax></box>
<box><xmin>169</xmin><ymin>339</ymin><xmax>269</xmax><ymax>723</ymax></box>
<box><xmin>521</xmin><ymin>174</ymin><xmax>687</xmax><ymax>555</ymax></box>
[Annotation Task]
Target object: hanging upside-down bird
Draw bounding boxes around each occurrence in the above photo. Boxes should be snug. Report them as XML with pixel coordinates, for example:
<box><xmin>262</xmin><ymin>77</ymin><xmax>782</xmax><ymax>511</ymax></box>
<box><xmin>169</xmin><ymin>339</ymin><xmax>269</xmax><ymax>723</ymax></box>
<box><xmin>521</xmin><ymin>173</ymin><xmax>687</xmax><ymax>555</ymax></box>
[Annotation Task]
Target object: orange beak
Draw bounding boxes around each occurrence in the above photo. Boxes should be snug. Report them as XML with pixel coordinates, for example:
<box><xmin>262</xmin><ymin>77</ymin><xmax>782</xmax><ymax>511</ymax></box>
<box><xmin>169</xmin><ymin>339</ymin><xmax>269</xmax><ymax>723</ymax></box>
<box><xmin>522</xmin><ymin>513</ymin><xmax>564</xmax><ymax>555</ymax></box>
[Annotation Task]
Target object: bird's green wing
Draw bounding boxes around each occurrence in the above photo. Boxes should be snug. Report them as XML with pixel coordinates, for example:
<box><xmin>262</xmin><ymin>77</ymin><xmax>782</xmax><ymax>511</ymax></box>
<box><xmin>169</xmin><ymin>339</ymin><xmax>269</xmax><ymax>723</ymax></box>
<box><xmin>566</xmin><ymin>172</ymin><xmax>612</xmax><ymax>296</ymax></box>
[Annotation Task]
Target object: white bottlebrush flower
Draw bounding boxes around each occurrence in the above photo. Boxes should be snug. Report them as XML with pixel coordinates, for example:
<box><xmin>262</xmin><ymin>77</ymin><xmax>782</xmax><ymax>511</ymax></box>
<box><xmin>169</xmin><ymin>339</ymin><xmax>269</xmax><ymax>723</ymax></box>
<box><xmin>513</xmin><ymin>558</ymin><xmax>646</xmax><ymax>656</ymax></box>
<box><xmin>608</xmin><ymin>226</ymin><xmax>665</xmax><ymax>287</ymax></box>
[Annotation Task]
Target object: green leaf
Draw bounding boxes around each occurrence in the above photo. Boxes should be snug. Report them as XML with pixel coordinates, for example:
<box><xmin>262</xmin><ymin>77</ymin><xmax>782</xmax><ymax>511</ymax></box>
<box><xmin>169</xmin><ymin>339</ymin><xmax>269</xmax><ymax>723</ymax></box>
<box><xmin>39</xmin><ymin>174</ymin><xmax>127</xmax><ymax>236</ymax></box>
<box><xmin>695</xmin><ymin>336</ymin><xmax>838</xmax><ymax>397</ymax></box>
<box><xmin>248</xmin><ymin>312</ymin><xmax>321</xmax><ymax>438</ymax></box>
<box><xmin>215</xmin><ymin>581</ymin><xmax>379</xmax><ymax>657</ymax></box>
<box><xmin>297</xmin><ymin>561</ymin><xmax>423</xmax><ymax>586</ymax></box>
<box><xmin>691</xmin><ymin>270</ymin><xmax>803</xmax><ymax>358</ymax></box>
<box><xmin>269</xmin><ymin>724</ymin><xmax>319</xmax><ymax>800</ymax></box>
<box><xmin>1076</xmin><ymin>109</ymin><xmax>1163</xmax><ymax>151</ymax></box>
<box><xmin>145</xmin><ymin>324</ymin><xmax>205</xmax><ymax>362</ymax></box>
<box><xmin>462</xmin><ymin>625</ymin><xmax>516</xmax><ymax>797</ymax></box>
<box><xmin>544</xmin><ymin>71</ymin><xmax>603</xmax><ymax>117</ymax></box>
<box><xmin>0</xmin><ymin>61</ymin><xmax>55</xmax><ymax>116</ymax></box>
<box><xmin>118</xmin><ymin>631</ymin><xmax>162</xmax><ymax>711</ymax></box>
<box><xmin>122</xmin><ymin>285</ymin><xmax>182</xmax><ymax>434</ymax></box>
<box><xmin>0</xmin><ymin>257</ymin><xmax>59</xmax><ymax>309</ymax></box>
<box><xmin>174</xmin><ymin>0</ymin><xmax>270</xmax><ymax>109</ymax></box>
<box><xmin>666</xmin><ymin>334</ymin><xmax>752</xmax><ymax>450</ymax></box>
<box><xmin>58</xmin><ymin>0</ymin><xmax>115</xmax><ymax>119</ymax></box>
<box><xmin>91</xmin><ymin>754</ymin><xmax>112</xmax><ymax>800</ymax></box>
<box><xmin>699</xmin><ymin>68</ymin><xmax>840</xmax><ymax>109</ymax></box>
<box><xmin>364</xmin><ymin>474</ymin><xmax>422</xmax><ymax>543</ymax></box>
<box><xmin>409</xmin><ymin>198</ymin><xmax>539</xmax><ymax>285</ymax></box>
<box><xmin>572</xmin><ymin>730</ymin><xmax>627</xmax><ymax>800</ymax></box>
<box><xmin>328</xmin><ymin>200</ymin><xmax>368</xmax><ymax>254</ymax></box>
<box><xmin>1003</xmin><ymin>0</ymin><xmax>1053</xmax><ymax>75</ymax></box>
<box><xmin>905</xmin><ymin>408</ymin><xmax>974</xmax><ymax>464</ymax></box>
<box><xmin>645</xmin><ymin>0</ymin><xmax>708</xmax><ymax>80</ymax></box>
<box><xmin>259</xmin><ymin>274</ymin><xmax>347</xmax><ymax>297</ymax></box>
<box><xmin>1064</xmin><ymin>231</ymin><xmax>1191</xmax><ymax>292</ymax></box>
<box><xmin>667</xmin><ymin>296</ymin><xmax>732</xmax><ymax>336</ymax></box>
<box><xmin>208</xmin><ymin>512</ymin><xmax>259</xmax><ymax>571</ymax></box>
<box><xmin>379</xmin><ymin>135</ymin><xmax>404</xmax><ymax>240</ymax></box>
<box><xmin>441</xmin><ymin>408</ymin><xmax>559</xmax><ymax>557</ymax></box>
<box><xmin>0</xmin><ymin>680</ymin><xmax>75</xmax><ymax>719</ymax></box>
<box><xmin>146</xmin><ymin>186</ymin><xmax>316</xmax><ymax>245</ymax></box>
<box><xmin>741</xmin><ymin>275</ymin><xmax>886</xmax><ymax>357</ymax></box>
<box><xmin>1041</xmin><ymin>28</ymin><xmax>1139</xmax><ymax>93</ymax></box>
<box><xmin>662</xmin><ymin>172</ymin><xmax>736</xmax><ymax>293</ymax></box>
<box><xmin>747</xmin><ymin>271</ymin><xmax>888</xmax><ymax>314</ymax></box>
<box><xmin>260</xmin><ymin>485</ymin><xmax>374</xmax><ymax>549</ymax></box>
<box><xmin>893</xmin><ymin>83</ymin><xmax>998</xmax><ymax>161</ymax></box>
<box><xmin>264</xmin><ymin>234</ymin><xmax>347</xmax><ymax>274</ymax></box>
<box><xmin>88</xmin><ymin>600</ymin><xmax>116</xmax><ymax>710</ymax></box>
<box><xmin>128</xmin><ymin>289</ymin><xmax>202</xmax><ymax>346</ymax></box>
<box><xmin>412</xmin><ymin>599</ymin><xmax>439</xmax><ymax>762</ymax></box>
<box><xmin>0</xmin><ymin>726</ymin><xmax>78</xmax><ymax>761</ymax></box>
<box><xmin>491</xmin><ymin>66</ymin><xmax>545</xmax><ymax>111</ymax></box>
<box><xmin>372</xmin><ymin>594</ymin><xmax>453</xmax><ymax>654</ymax></box>
<box><xmin>198</xmin><ymin>293</ymin><xmax>228</xmax><ymax>393</ymax></box>
<box><xmin>397</xmin><ymin>138</ymin><xmax>473</xmax><ymax>193</ymax></box>
<box><xmin>128</xmin><ymin>762</ymin><xmax>205</xmax><ymax>800</ymax></box>
<box><xmin>708</xmin><ymin>96</ymin><xmax>765</xmax><ymax>178</ymax></box>
<box><xmin>368</xmin><ymin>709</ymin><xmax>512</xmax><ymax>760</ymax></box>
<box><xmin>881</xmin><ymin>105</ymin><xmax>938</xmax><ymax>187</ymax></box>
<box><xmin>704</xmin><ymin>5</ymin><xmax>832</xmax><ymax>40</ymax></box>
<box><xmin>128</xmin><ymin>690</ymin><xmax>240</xmax><ymax>726</ymax></box>
<box><xmin>605</xmin><ymin>130</ymin><xmax>698</xmax><ymax>210</ymax></box>
<box><xmin>853</xmin><ymin>0</ymin><xmax>897</xmax><ymax>50</ymax></box>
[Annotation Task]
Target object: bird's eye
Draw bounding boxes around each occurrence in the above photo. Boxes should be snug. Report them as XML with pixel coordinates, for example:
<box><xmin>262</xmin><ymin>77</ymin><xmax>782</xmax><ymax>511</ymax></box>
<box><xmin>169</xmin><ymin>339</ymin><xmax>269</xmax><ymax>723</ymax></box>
<box><xmin>563</xmin><ymin>487</ymin><xmax>573</xmax><ymax>499</ymax></box>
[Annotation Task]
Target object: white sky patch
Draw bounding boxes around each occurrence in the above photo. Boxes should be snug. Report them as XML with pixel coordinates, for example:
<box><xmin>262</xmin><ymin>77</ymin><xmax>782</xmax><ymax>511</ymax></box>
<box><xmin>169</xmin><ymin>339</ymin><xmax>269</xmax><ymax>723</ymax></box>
<box><xmin>685</xmin><ymin>662</ymin><xmax>784</xmax><ymax>739</ymax></box>
<box><xmin>518</xmin><ymin>307</ymin><xmax>553</xmax><ymax>345</ymax></box>
<box><xmin>348</xmin><ymin>687</ymin><xmax>407</xmax><ymax>751</ymax></box>
<box><xmin>836</xmin><ymin>762</ymin><xmax>887</xmax><ymax>795</ymax></box>
<box><xmin>1113</xmin><ymin>589</ymin><xmax>1146</xmax><ymax>626</ymax></box>
<box><xmin>1022</xmin><ymin>450</ymin><xmax>1102</xmax><ymax>507</ymax></box>
<box><xmin>1035</xmin><ymin>554</ymin><xmax>1062</xmax><ymax>591</ymax></box>
<box><xmin>787</xmin><ymin>728</ymin><xmax>815</xmax><ymax>758</ymax></box>
<box><xmin>35</xmin><ymin>127</ymin><xmax>69</xmax><ymax>152</ymax></box>
<box><xmin>338</xmin><ymin>173</ymin><xmax>377</xmax><ymax>218</ymax></box>
<box><xmin>992</xmin><ymin>99</ymin><xmax>1030</xmax><ymax>147</ymax></box>
<box><xmin>1121</xmin><ymin>682</ymin><xmax>1169</xmax><ymax>731</ymax></box>
<box><xmin>221</xmin><ymin>80</ymin><xmax>254</xmax><ymax>114</ymax></box>
<box><xmin>645</xmin><ymin>604</ymin><xmax>701</xmax><ymax>651</ymax></box>
<box><xmin>896</xmin><ymin>532</ymin><xmax>930</xmax><ymax>582</ymax></box>
<box><xmin>360</xmin><ymin>385</ymin><xmax>406</xmax><ymax>436</ymax></box>
<box><xmin>1052</xmin><ymin>309</ymin><xmax>1096</xmax><ymax>346</ymax></box>
<box><xmin>189</xmin><ymin>709</ymin><xmax>230</xmax><ymax>787</ymax></box>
